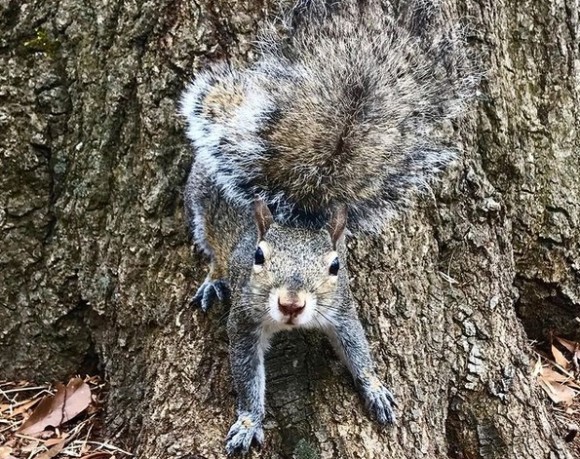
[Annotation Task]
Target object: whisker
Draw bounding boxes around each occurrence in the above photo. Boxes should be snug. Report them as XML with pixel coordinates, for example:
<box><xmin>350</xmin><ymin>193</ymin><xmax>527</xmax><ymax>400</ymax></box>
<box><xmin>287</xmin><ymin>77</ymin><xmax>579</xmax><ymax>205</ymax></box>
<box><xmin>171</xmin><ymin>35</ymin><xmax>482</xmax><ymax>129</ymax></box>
<box><xmin>316</xmin><ymin>309</ymin><xmax>339</xmax><ymax>328</ymax></box>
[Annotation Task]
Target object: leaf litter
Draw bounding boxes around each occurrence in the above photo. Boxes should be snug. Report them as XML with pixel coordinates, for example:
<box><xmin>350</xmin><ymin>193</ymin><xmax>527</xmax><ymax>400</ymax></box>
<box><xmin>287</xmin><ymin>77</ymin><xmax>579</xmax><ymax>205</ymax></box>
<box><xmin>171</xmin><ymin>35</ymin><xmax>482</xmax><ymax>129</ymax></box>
<box><xmin>17</xmin><ymin>378</ymin><xmax>91</xmax><ymax>437</ymax></box>
<box><xmin>534</xmin><ymin>334</ymin><xmax>580</xmax><ymax>454</ymax></box>
<box><xmin>0</xmin><ymin>377</ymin><xmax>132</xmax><ymax>459</ymax></box>
<box><xmin>534</xmin><ymin>335</ymin><xmax>580</xmax><ymax>406</ymax></box>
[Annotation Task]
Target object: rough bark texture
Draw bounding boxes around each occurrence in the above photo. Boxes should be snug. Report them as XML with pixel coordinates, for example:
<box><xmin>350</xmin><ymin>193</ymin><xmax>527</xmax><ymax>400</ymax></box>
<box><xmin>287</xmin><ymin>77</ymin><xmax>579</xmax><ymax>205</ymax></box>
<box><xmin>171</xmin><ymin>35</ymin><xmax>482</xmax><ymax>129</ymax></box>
<box><xmin>0</xmin><ymin>0</ymin><xmax>578</xmax><ymax>458</ymax></box>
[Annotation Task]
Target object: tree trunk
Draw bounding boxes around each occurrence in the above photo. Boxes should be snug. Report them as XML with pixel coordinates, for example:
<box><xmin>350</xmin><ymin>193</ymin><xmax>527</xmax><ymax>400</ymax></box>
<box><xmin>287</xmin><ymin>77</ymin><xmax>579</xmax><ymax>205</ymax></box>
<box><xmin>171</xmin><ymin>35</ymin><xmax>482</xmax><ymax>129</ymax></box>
<box><xmin>0</xmin><ymin>0</ymin><xmax>578</xmax><ymax>458</ymax></box>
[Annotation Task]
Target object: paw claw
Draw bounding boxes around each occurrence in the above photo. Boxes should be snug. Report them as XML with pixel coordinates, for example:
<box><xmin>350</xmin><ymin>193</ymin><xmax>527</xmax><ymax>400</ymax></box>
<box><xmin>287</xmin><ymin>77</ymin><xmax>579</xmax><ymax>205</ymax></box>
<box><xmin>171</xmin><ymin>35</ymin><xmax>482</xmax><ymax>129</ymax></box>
<box><xmin>361</xmin><ymin>381</ymin><xmax>396</xmax><ymax>425</ymax></box>
<box><xmin>192</xmin><ymin>278</ymin><xmax>229</xmax><ymax>311</ymax></box>
<box><xmin>225</xmin><ymin>414</ymin><xmax>264</xmax><ymax>455</ymax></box>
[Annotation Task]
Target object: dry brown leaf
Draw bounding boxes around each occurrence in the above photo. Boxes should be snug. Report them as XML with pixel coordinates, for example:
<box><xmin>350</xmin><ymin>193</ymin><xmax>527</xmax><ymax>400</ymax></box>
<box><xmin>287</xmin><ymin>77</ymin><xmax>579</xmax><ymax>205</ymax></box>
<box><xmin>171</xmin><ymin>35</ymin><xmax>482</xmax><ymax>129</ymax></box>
<box><xmin>35</xmin><ymin>438</ymin><xmax>66</xmax><ymax>459</ymax></box>
<box><xmin>17</xmin><ymin>378</ymin><xmax>92</xmax><ymax>437</ymax></box>
<box><xmin>556</xmin><ymin>336</ymin><xmax>579</xmax><ymax>353</ymax></box>
<box><xmin>539</xmin><ymin>378</ymin><xmax>577</xmax><ymax>405</ymax></box>
<box><xmin>539</xmin><ymin>366</ymin><xmax>570</xmax><ymax>384</ymax></box>
<box><xmin>540</xmin><ymin>366</ymin><xmax>580</xmax><ymax>389</ymax></box>
<box><xmin>7</xmin><ymin>397</ymin><xmax>42</xmax><ymax>418</ymax></box>
<box><xmin>0</xmin><ymin>447</ymin><xmax>13</xmax><ymax>459</ymax></box>
<box><xmin>537</xmin><ymin>362</ymin><xmax>580</xmax><ymax>405</ymax></box>
<box><xmin>551</xmin><ymin>345</ymin><xmax>570</xmax><ymax>369</ymax></box>
<box><xmin>44</xmin><ymin>434</ymin><xmax>67</xmax><ymax>447</ymax></box>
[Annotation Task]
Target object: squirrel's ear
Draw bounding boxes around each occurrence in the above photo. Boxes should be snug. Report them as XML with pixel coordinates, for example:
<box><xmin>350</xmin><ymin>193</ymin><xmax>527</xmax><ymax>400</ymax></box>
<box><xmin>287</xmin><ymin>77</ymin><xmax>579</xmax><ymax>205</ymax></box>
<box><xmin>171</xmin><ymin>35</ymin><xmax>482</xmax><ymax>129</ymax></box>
<box><xmin>254</xmin><ymin>197</ymin><xmax>273</xmax><ymax>240</ymax></box>
<box><xmin>328</xmin><ymin>205</ymin><xmax>347</xmax><ymax>248</ymax></box>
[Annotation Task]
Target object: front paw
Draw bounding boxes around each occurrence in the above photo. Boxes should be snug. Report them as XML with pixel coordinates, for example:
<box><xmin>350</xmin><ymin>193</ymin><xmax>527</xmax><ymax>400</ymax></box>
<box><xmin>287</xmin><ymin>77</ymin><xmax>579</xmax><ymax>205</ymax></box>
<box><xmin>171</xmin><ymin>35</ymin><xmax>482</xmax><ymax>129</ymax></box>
<box><xmin>360</xmin><ymin>376</ymin><xmax>396</xmax><ymax>425</ymax></box>
<box><xmin>225</xmin><ymin>413</ymin><xmax>264</xmax><ymax>455</ymax></box>
<box><xmin>192</xmin><ymin>277</ymin><xmax>229</xmax><ymax>311</ymax></box>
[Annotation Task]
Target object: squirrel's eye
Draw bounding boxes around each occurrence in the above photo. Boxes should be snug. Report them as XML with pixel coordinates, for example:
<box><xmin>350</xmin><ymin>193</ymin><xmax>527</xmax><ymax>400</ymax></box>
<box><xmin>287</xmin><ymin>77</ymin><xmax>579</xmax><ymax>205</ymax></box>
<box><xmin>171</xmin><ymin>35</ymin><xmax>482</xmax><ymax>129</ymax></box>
<box><xmin>329</xmin><ymin>257</ymin><xmax>339</xmax><ymax>276</ymax></box>
<box><xmin>254</xmin><ymin>246</ymin><xmax>265</xmax><ymax>265</ymax></box>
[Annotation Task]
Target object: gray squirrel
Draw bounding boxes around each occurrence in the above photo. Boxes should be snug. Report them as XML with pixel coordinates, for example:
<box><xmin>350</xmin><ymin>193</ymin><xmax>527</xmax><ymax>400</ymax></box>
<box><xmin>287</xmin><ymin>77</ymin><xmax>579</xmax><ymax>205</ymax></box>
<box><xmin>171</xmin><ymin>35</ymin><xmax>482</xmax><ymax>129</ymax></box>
<box><xmin>181</xmin><ymin>0</ymin><xmax>475</xmax><ymax>454</ymax></box>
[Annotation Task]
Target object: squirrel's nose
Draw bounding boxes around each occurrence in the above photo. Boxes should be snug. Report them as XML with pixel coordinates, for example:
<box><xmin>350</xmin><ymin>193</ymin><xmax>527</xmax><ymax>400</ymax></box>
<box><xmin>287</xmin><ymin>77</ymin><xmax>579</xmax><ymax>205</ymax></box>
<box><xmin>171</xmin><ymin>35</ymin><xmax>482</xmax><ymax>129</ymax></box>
<box><xmin>278</xmin><ymin>299</ymin><xmax>306</xmax><ymax>316</ymax></box>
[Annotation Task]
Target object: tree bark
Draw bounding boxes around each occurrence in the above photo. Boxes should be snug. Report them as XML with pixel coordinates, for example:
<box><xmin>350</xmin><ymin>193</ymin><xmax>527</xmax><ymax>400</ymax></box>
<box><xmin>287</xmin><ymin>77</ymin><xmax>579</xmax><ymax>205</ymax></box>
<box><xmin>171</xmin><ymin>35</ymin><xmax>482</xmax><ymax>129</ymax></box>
<box><xmin>0</xmin><ymin>0</ymin><xmax>577</xmax><ymax>458</ymax></box>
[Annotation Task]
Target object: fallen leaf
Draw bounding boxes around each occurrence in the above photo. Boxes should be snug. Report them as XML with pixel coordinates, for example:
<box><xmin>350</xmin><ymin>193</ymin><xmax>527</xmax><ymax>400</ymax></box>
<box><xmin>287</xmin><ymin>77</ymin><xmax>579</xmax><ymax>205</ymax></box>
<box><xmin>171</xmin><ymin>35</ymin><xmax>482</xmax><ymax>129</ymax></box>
<box><xmin>0</xmin><ymin>447</ymin><xmax>13</xmax><ymax>459</ymax></box>
<box><xmin>539</xmin><ymin>378</ymin><xmax>577</xmax><ymax>405</ymax></box>
<box><xmin>551</xmin><ymin>345</ymin><xmax>570</xmax><ymax>369</ymax></box>
<box><xmin>555</xmin><ymin>336</ymin><xmax>579</xmax><ymax>354</ymax></box>
<box><xmin>539</xmin><ymin>366</ymin><xmax>570</xmax><ymax>384</ymax></box>
<box><xmin>35</xmin><ymin>438</ymin><xmax>66</xmax><ymax>459</ymax></box>
<box><xmin>17</xmin><ymin>378</ymin><xmax>92</xmax><ymax>437</ymax></box>
<box><xmin>45</xmin><ymin>434</ymin><xmax>67</xmax><ymax>446</ymax></box>
<box><xmin>7</xmin><ymin>396</ymin><xmax>43</xmax><ymax>418</ymax></box>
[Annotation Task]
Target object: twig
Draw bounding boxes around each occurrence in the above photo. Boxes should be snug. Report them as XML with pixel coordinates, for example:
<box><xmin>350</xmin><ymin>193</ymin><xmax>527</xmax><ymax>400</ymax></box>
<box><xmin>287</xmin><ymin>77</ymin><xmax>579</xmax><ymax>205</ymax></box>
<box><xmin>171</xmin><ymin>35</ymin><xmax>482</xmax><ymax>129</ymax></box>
<box><xmin>2</xmin><ymin>386</ymin><xmax>51</xmax><ymax>395</ymax></box>
<box><xmin>71</xmin><ymin>440</ymin><xmax>134</xmax><ymax>456</ymax></box>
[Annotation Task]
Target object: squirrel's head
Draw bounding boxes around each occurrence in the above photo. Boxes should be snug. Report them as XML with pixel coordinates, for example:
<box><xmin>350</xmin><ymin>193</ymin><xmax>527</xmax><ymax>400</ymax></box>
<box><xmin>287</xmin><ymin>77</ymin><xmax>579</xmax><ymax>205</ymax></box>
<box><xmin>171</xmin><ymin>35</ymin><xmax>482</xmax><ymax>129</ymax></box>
<box><xmin>248</xmin><ymin>198</ymin><xmax>347</xmax><ymax>328</ymax></box>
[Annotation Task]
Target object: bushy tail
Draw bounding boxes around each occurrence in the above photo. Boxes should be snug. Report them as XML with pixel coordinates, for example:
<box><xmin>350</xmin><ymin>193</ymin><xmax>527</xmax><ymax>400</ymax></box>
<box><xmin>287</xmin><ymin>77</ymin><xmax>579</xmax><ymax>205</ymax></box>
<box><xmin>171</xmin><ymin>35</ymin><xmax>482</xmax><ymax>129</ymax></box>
<box><xmin>181</xmin><ymin>0</ymin><xmax>478</xmax><ymax>233</ymax></box>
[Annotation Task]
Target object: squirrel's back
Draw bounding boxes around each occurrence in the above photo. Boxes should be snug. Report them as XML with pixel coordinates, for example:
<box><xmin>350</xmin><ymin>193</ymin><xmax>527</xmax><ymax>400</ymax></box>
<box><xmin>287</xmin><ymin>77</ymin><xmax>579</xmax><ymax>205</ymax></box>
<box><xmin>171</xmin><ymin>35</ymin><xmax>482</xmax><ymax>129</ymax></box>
<box><xmin>181</xmin><ymin>0</ymin><xmax>477</xmax><ymax>232</ymax></box>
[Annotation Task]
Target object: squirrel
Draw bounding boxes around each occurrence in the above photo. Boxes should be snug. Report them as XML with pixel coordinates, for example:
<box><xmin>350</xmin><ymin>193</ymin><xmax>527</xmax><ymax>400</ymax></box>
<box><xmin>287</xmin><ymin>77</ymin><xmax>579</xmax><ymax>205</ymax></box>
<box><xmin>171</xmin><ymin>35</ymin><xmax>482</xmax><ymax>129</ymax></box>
<box><xmin>181</xmin><ymin>0</ymin><xmax>475</xmax><ymax>454</ymax></box>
